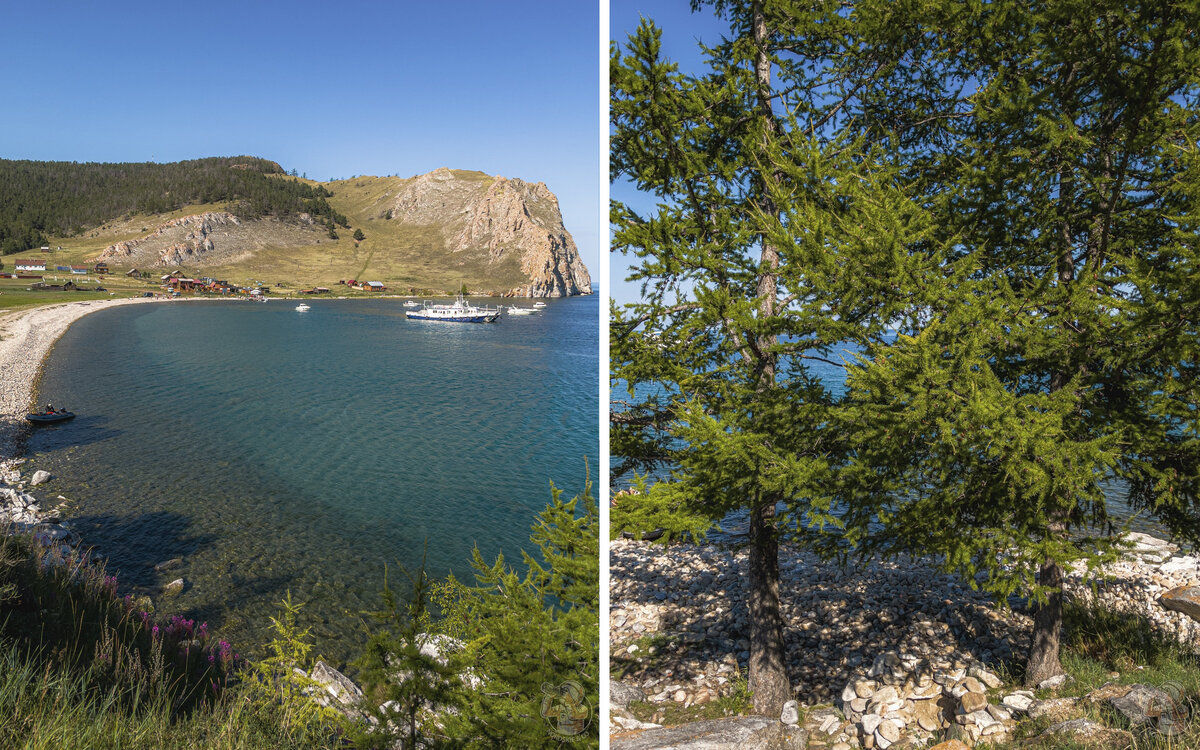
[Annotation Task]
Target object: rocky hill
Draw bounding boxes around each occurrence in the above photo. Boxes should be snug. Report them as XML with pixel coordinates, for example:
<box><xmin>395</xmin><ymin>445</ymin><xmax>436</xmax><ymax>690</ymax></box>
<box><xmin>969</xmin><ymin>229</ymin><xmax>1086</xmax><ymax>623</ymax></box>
<box><xmin>382</xmin><ymin>168</ymin><xmax>591</xmax><ymax>297</ymax></box>
<box><xmin>66</xmin><ymin>165</ymin><xmax>590</xmax><ymax>297</ymax></box>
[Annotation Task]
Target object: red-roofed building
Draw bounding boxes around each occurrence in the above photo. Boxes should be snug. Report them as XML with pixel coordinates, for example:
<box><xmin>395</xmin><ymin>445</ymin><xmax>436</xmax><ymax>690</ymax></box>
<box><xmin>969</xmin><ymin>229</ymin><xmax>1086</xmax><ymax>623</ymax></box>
<box><xmin>14</xmin><ymin>259</ymin><xmax>46</xmax><ymax>273</ymax></box>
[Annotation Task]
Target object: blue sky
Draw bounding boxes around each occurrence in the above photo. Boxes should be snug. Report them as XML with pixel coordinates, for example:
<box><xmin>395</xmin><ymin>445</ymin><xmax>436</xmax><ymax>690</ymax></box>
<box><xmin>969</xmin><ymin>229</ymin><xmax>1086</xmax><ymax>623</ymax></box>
<box><xmin>1</xmin><ymin>0</ymin><xmax>600</xmax><ymax>275</ymax></box>
<box><xmin>609</xmin><ymin>1</ymin><xmax>731</xmax><ymax>304</ymax></box>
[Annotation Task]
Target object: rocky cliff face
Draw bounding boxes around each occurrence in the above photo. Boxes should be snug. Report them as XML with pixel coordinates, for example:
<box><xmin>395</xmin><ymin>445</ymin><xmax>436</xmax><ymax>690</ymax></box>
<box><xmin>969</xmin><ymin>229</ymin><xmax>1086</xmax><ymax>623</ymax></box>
<box><xmin>95</xmin><ymin>211</ymin><xmax>321</xmax><ymax>268</ymax></box>
<box><xmin>387</xmin><ymin>168</ymin><xmax>591</xmax><ymax>297</ymax></box>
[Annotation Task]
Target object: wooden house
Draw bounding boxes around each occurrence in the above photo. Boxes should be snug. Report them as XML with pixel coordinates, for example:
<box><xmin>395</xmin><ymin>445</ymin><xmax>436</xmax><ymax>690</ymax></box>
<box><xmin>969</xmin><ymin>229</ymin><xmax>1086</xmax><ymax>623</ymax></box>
<box><xmin>14</xmin><ymin>259</ymin><xmax>46</xmax><ymax>273</ymax></box>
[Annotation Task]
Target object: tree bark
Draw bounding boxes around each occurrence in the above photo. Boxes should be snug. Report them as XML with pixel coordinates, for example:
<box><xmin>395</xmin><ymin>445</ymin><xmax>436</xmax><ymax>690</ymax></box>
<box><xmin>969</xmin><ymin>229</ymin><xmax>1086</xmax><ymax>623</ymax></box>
<box><xmin>1024</xmin><ymin>558</ymin><xmax>1065</xmax><ymax>687</ymax></box>
<box><xmin>744</xmin><ymin>0</ymin><xmax>791</xmax><ymax>717</ymax></box>
<box><xmin>748</xmin><ymin>495</ymin><xmax>790</xmax><ymax>715</ymax></box>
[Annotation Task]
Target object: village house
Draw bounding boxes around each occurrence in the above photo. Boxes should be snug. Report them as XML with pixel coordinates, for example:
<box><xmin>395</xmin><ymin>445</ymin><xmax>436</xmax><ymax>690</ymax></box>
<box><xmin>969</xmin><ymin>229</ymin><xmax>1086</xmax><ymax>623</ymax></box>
<box><xmin>94</xmin><ymin>262</ymin><xmax>109</xmax><ymax>274</ymax></box>
<box><xmin>14</xmin><ymin>259</ymin><xmax>46</xmax><ymax>273</ymax></box>
<box><xmin>70</xmin><ymin>266</ymin><xmax>89</xmax><ymax>275</ymax></box>
<box><xmin>167</xmin><ymin>277</ymin><xmax>200</xmax><ymax>292</ymax></box>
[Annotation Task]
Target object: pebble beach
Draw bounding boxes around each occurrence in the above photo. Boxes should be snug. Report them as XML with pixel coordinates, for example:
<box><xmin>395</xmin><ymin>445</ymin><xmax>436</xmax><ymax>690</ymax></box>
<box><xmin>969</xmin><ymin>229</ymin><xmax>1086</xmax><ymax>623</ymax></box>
<box><xmin>610</xmin><ymin>533</ymin><xmax>1200</xmax><ymax>737</ymax></box>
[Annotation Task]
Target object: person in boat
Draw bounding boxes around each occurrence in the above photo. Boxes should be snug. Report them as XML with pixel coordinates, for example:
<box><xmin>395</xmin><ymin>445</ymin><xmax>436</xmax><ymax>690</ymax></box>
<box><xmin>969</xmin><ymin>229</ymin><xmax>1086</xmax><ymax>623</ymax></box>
<box><xmin>44</xmin><ymin>403</ymin><xmax>54</xmax><ymax>415</ymax></box>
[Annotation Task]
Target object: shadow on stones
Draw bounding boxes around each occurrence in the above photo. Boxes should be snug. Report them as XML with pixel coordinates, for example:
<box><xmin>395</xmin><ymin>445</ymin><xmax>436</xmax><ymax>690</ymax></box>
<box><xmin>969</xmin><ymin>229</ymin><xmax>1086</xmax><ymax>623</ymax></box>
<box><xmin>612</xmin><ymin>544</ymin><xmax>1029</xmax><ymax>704</ymax></box>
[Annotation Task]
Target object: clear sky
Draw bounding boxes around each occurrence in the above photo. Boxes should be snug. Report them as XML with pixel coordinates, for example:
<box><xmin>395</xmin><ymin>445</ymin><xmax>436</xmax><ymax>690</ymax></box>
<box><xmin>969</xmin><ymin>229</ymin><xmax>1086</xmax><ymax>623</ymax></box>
<box><xmin>2</xmin><ymin>0</ymin><xmax>600</xmax><ymax>275</ymax></box>
<box><xmin>609</xmin><ymin>1</ymin><xmax>731</xmax><ymax>304</ymax></box>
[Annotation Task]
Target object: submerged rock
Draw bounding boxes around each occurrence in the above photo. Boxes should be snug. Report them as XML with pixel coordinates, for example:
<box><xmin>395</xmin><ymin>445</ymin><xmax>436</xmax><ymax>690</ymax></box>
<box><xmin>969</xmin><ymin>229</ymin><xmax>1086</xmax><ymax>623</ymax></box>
<box><xmin>162</xmin><ymin>578</ymin><xmax>185</xmax><ymax>597</ymax></box>
<box><xmin>30</xmin><ymin>470</ymin><xmax>51</xmax><ymax>486</ymax></box>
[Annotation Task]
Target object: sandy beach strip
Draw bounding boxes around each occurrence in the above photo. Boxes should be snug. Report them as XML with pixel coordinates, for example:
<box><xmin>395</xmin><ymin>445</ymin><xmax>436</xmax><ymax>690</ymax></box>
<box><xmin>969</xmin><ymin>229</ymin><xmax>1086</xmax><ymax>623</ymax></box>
<box><xmin>0</xmin><ymin>297</ymin><xmax>167</xmax><ymax>458</ymax></box>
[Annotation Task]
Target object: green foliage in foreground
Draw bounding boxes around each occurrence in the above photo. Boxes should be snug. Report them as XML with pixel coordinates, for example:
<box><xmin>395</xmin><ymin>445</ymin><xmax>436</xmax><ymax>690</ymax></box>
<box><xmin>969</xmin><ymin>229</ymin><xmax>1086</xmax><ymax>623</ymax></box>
<box><xmin>240</xmin><ymin>592</ymin><xmax>348</xmax><ymax>741</ymax></box>
<box><xmin>0</xmin><ymin>531</ymin><xmax>341</xmax><ymax>749</ymax></box>
<box><xmin>0</xmin><ymin>643</ymin><xmax>340</xmax><ymax>750</ymax></box>
<box><xmin>352</xmin><ymin>480</ymin><xmax>600</xmax><ymax>748</ymax></box>
<box><xmin>0</xmin><ymin>480</ymin><xmax>598</xmax><ymax>748</ymax></box>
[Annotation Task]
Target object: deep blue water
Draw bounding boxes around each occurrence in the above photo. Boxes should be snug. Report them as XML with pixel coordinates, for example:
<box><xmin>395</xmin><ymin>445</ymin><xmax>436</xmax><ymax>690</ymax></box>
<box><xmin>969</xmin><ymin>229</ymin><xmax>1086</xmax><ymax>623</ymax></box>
<box><xmin>28</xmin><ymin>296</ymin><xmax>598</xmax><ymax>665</ymax></box>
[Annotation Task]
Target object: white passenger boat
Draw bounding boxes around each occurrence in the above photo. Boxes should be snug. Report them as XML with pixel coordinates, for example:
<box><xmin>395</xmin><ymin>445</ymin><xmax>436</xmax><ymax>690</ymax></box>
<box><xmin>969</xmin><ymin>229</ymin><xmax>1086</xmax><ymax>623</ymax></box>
<box><xmin>506</xmin><ymin>305</ymin><xmax>537</xmax><ymax>315</ymax></box>
<box><xmin>405</xmin><ymin>294</ymin><xmax>501</xmax><ymax>323</ymax></box>
<box><xmin>295</xmin><ymin>303</ymin><xmax>311</xmax><ymax>311</ymax></box>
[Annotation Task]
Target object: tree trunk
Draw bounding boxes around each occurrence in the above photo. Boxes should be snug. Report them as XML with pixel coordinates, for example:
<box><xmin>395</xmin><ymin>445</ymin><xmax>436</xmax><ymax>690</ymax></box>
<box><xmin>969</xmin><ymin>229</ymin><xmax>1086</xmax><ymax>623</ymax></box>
<box><xmin>744</xmin><ymin>0</ymin><xmax>790</xmax><ymax>717</ymax></box>
<box><xmin>1024</xmin><ymin>558</ymin><xmax>1065</xmax><ymax>687</ymax></box>
<box><xmin>747</xmin><ymin>496</ymin><xmax>790</xmax><ymax>715</ymax></box>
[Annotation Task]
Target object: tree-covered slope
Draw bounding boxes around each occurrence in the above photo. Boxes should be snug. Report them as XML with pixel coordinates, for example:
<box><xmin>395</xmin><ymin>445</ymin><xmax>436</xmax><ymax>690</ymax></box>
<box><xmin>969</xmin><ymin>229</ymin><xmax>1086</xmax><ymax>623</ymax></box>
<box><xmin>0</xmin><ymin>157</ymin><xmax>345</xmax><ymax>255</ymax></box>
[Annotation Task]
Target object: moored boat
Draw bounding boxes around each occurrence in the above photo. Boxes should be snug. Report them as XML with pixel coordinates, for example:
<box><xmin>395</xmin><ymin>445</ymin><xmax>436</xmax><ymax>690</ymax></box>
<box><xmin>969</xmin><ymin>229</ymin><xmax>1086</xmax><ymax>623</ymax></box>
<box><xmin>506</xmin><ymin>305</ymin><xmax>537</xmax><ymax>315</ymax></box>
<box><xmin>403</xmin><ymin>300</ymin><xmax>420</xmax><ymax>308</ymax></box>
<box><xmin>533</xmin><ymin>301</ymin><xmax>547</xmax><ymax>308</ymax></box>
<box><xmin>295</xmin><ymin>303</ymin><xmax>311</xmax><ymax>311</ymax></box>
<box><xmin>26</xmin><ymin>410</ymin><xmax>75</xmax><ymax>424</ymax></box>
<box><xmin>405</xmin><ymin>294</ymin><xmax>502</xmax><ymax>323</ymax></box>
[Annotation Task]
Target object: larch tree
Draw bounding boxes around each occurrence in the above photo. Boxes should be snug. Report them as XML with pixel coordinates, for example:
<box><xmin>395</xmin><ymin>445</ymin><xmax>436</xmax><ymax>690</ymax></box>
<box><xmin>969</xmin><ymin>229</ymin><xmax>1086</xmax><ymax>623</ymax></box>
<box><xmin>836</xmin><ymin>0</ymin><xmax>1200</xmax><ymax>686</ymax></box>
<box><xmin>611</xmin><ymin>1</ymin><xmax>933</xmax><ymax>713</ymax></box>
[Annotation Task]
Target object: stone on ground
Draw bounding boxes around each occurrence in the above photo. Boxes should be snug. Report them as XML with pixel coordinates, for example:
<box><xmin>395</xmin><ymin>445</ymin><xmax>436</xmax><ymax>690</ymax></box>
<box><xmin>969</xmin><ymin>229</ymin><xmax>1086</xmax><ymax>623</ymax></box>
<box><xmin>611</xmin><ymin>681</ymin><xmax>647</xmax><ymax>708</ymax></box>
<box><xmin>1160</xmin><ymin>586</ymin><xmax>1200</xmax><ymax>621</ymax></box>
<box><xmin>1034</xmin><ymin>718</ymin><xmax>1133</xmax><ymax>749</ymax></box>
<box><xmin>610</xmin><ymin>717</ymin><xmax>807</xmax><ymax>750</ymax></box>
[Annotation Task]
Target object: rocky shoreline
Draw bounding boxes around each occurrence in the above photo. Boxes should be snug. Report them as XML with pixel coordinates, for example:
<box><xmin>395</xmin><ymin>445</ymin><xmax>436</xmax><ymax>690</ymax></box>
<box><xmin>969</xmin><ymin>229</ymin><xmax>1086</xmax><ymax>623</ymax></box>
<box><xmin>610</xmin><ymin>534</ymin><xmax>1200</xmax><ymax>745</ymax></box>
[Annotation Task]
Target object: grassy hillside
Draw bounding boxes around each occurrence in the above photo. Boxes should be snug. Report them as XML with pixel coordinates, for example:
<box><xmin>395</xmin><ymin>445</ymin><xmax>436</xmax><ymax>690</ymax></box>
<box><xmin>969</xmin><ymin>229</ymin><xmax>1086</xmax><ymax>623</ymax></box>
<box><xmin>17</xmin><ymin>172</ymin><xmax>535</xmax><ymax>294</ymax></box>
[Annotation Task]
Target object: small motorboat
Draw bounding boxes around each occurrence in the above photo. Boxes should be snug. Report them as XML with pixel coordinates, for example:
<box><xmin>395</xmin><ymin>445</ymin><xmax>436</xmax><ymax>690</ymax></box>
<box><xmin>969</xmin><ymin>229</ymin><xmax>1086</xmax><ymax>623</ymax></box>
<box><xmin>26</xmin><ymin>410</ymin><xmax>75</xmax><ymax>424</ymax></box>
<box><xmin>533</xmin><ymin>301</ymin><xmax>547</xmax><ymax>308</ymax></box>
<box><xmin>403</xmin><ymin>300</ymin><xmax>420</xmax><ymax>308</ymax></box>
<box><xmin>295</xmin><ymin>303</ymin><xmax>311</xmax><ymax>311</ymax></box>
<box><xmin>506</xmin><ymin>305</ymin><xmax>537</xmax><ymax>315</ymax></box>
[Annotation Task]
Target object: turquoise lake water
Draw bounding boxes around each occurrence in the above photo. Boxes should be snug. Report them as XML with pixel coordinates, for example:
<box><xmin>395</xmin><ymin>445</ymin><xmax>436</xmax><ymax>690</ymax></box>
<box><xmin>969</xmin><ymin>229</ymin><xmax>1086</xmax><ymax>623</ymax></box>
<box><xmin>28</xmin><ymin>296</ymin><xmax>598</xmax><ymax>667</ymax></box>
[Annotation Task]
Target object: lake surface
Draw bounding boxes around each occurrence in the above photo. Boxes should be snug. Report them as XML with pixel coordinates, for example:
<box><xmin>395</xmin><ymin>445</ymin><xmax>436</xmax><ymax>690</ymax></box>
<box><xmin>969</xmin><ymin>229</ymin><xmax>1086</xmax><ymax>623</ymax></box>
<box><xmin>29</xmin><ymin>296</ymin><xmax>598</xmax><ymax>667</ymax></box>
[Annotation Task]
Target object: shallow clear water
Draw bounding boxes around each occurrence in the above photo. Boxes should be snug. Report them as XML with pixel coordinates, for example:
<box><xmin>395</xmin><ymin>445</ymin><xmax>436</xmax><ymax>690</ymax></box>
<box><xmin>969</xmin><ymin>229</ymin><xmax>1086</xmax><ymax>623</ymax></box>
<box><xmin>28</xmin><ymin>297</ymin><xmax>598</xmax><ymax>667</ymax></box>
